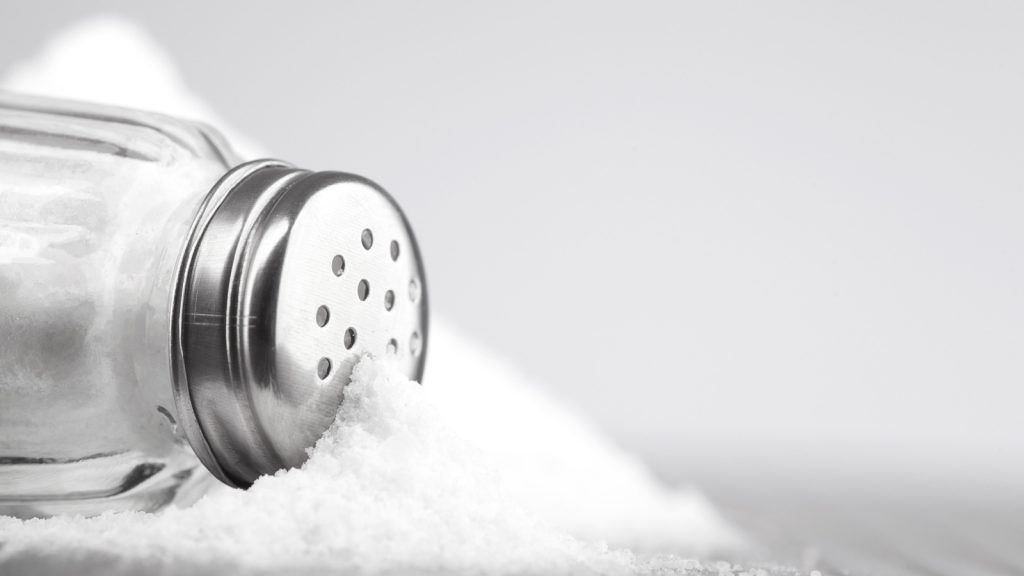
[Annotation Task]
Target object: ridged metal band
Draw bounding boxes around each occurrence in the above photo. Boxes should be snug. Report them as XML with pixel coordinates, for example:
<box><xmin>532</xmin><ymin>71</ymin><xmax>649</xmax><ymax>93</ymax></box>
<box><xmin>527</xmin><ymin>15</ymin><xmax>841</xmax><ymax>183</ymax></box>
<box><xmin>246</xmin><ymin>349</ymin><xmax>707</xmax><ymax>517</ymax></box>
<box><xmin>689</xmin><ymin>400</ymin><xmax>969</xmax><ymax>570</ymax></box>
<box><xmin>170</xmin><ymin>159</ymin><xmax>294</xmax><ymax>487</ymax></box>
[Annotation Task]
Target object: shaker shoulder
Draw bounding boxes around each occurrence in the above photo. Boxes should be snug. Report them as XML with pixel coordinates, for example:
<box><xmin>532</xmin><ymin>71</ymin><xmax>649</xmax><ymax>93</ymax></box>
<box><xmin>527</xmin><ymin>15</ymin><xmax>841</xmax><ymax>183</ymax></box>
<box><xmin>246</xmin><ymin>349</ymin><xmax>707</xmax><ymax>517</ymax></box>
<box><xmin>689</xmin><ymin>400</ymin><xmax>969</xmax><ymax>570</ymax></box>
<box><xmin>0</xmin><ymin>90</ymin><xmax>239</xmax><ymax>168</ymax></box>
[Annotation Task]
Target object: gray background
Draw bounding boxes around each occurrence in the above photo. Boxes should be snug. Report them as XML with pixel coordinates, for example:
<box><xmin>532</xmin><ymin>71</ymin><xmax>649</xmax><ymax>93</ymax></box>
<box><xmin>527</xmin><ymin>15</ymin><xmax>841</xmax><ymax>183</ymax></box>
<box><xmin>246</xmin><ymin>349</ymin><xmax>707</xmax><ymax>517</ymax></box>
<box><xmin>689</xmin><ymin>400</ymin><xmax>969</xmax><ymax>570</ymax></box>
<box><xmin>2</xmin><ymin>3</ymin><xmax>1023</xmax><ymax>572</ymax></box>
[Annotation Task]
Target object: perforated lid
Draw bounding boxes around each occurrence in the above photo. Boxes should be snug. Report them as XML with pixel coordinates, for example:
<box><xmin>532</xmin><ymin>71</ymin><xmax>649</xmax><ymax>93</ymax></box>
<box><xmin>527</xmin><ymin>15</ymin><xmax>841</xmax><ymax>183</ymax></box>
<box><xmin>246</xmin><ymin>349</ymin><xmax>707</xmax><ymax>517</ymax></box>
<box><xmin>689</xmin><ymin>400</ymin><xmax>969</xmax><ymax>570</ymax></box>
<box><xmin>172</xmin><ymin>160</ymin><xmax>428</xmax><ymax>487</ymax></box>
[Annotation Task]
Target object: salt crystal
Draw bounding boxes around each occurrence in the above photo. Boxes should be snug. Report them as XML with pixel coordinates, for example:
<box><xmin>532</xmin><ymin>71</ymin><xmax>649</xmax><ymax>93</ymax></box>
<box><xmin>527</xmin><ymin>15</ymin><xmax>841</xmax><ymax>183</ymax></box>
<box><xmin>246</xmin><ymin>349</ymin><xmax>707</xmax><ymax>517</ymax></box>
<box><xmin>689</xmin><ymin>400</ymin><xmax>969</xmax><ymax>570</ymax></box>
<box><xmin>0</xmin><ymin>345</ymin><xmax>772</xmax><ymax>575</ymax></box>
<box><xmin>0</xmin><ymin>322</ymin><xmax>742</xmax><ymax>574</ymax></box>
<box><xmin>0</xmin><ymin>355</ymin><xmax>623</xmax><ymax>573</ymax></box>
<box><xmin>0</xmin><ymin>322</ymin><xmax>757</xmax><ymax>575</ymax></box>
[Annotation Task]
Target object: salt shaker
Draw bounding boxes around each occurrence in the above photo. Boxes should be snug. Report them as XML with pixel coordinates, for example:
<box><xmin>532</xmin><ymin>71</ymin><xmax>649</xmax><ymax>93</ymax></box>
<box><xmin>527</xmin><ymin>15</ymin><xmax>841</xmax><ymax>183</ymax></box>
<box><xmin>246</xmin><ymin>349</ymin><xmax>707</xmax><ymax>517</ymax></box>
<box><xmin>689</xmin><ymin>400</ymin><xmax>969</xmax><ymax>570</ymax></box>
<box><xmin>0</xmin><ymin>92</ymin><xmax>428</xmax><ymax>518</ymax></box>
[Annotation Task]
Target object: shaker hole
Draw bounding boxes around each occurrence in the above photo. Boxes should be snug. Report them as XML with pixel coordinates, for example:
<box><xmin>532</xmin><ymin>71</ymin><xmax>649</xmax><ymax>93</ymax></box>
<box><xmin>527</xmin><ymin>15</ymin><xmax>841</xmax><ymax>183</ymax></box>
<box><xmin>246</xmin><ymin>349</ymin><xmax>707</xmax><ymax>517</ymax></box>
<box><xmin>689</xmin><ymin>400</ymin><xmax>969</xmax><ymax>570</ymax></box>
<box><xmin>344</xmin><ymin>328</ymin><xmax>357</xmax><ymax>349</ymax></box>
<box><xmin>386</xmin><ymin>338</ymin><xmax>398</xmax><ymax>354</ymax></box>
<box><xmin>384</xmin><ymin>290</ymin><xmax>395</xmax><ymax>311</ymax></box>
<box><xmin>316</xmin><ymin>305</ymin><xmax>330</xmax><ymax>327</ymax></box>
<box><xmin>317</xmin><ymin>357</ymin><xmax>332</xmax><ymax>379</ymax></box>
<box><xmin>390</xmin><ymin>240</ymin><xmax>400</xmax><ymax>261</ymax></box>
<box><xmin>409</xmin><ymin>278</ymin><xmax>420</xmax><ymax>302</ymax></box>
<box><xmin>358</xmin><ymin>279</ymin><xmax>370</xmax><ymax>301</ymax></box>
<box><xmin>361</xmin><ymin>229</ymin><xmax>374</xmax><ymax>250</ymax></box>
<box><xmin>332</xmin><ymin>255</ymin><xmax>346</xmax><ymax>276</ymax></box>
<box><xmin>410</xmin><ymin>331</ymin><xmax>422</xmax><ymax>357</ymax></box>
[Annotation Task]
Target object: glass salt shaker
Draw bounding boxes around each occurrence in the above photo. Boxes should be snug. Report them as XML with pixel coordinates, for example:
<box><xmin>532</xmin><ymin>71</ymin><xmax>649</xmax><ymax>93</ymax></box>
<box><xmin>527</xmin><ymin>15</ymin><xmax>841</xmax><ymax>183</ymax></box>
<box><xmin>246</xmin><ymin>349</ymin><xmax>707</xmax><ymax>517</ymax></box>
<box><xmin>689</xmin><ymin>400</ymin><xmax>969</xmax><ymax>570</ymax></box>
<box><xmin>0</xmin><ymin>92</ymin><xmax>428</xmax><ymax>518</ymax></box>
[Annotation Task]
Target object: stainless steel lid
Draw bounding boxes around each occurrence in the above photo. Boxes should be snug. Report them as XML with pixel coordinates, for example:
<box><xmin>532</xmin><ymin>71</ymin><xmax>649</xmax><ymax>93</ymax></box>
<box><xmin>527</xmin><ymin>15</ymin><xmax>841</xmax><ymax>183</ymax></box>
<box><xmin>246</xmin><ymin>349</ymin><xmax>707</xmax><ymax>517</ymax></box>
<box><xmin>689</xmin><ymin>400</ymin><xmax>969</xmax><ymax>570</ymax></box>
<box><xmin>171</xmin><ymin>160</ymin><xmax>428</xmax><ymax>488</ymax></box>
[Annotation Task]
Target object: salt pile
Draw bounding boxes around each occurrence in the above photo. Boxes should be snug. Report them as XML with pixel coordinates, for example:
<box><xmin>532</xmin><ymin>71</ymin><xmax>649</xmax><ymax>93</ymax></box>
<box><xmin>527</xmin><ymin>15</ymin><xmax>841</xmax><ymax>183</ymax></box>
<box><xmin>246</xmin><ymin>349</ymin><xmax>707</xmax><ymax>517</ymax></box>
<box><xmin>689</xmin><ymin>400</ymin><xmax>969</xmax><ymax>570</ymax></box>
<box><xmin>0</xmin><ymin>324</ymin><xmax>744</xmax><ymax>575</ymax></box>
<box><xmin>0</xmin><ymin>16</ymin><xmax>766</xmax><ymax>576</ymax></box>
<box><xmin>1</xmin><ymin>356</ymin><xmax>618</xmax><ymax>574</ymax></box>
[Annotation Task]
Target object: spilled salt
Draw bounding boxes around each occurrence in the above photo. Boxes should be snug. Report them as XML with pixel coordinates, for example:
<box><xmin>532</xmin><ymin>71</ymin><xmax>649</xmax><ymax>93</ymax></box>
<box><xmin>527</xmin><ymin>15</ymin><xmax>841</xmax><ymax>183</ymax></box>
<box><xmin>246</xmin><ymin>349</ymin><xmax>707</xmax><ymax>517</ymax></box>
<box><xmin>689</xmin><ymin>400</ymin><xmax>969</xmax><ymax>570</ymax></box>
<box><xmin>0</xmin><ymin>356</ymin><xmax>615</xmax><ymax>574</ymax></box>
<box><xmin>0</xmin><ymin>322</ymin><xmax>742</xmax><ymax>575</ymax></box>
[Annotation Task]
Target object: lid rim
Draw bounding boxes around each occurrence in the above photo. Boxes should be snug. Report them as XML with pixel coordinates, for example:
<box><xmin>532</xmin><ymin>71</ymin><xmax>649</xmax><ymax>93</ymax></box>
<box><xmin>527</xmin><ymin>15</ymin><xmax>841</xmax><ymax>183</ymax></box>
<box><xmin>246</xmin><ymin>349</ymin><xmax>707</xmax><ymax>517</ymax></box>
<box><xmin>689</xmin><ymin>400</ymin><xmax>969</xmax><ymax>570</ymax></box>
<box><xmin>171</xmin><ymin>159</ymin><xmax>297</xmax><ymax>488</ymax></box>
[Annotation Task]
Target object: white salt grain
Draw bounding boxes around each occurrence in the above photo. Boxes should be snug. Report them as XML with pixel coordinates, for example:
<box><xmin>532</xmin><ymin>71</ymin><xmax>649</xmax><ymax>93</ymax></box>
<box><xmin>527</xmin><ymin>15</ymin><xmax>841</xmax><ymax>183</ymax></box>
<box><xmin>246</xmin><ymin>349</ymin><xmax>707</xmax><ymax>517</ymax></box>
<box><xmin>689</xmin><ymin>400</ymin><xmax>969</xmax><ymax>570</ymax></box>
<box><xmin>427</xmin><ymin>321</ymin><xmax>740</xmax><ymax>553</ymax></box>
<box><xmin>0</xmin><ymin>357</ymin><xmax>625</xmax><ymax>574</ymax></box>
<box><xmin>0</xmin><ymin>350</ymin><xmax>756</xmax><ymax>575</ymax></box>
<box><xmin>0</xmin><ymin>324</ymin><xmax>742</xmax><ymax>575</ymax></box>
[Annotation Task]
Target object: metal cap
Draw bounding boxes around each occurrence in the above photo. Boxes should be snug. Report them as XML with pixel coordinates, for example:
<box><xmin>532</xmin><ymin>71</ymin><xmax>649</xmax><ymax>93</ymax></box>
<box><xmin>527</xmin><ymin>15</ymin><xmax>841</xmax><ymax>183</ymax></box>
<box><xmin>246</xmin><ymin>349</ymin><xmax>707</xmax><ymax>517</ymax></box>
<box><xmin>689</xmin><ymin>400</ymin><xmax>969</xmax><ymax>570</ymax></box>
<box><xmin>171</xmin><ymin>160</ymin><xmax>428</xmax><ymax>488</ymax></box>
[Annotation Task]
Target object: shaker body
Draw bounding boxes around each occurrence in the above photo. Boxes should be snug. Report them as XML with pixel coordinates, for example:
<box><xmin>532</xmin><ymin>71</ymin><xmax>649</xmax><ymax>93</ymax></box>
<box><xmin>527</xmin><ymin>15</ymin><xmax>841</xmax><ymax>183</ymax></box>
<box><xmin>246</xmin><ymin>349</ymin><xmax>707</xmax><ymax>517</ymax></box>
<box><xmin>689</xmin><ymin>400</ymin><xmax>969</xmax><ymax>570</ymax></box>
<box><xmin>0</xmin><ymin>92</ymin><xmax>235</xmax><ymax>517</ymax></box>
<box><xmin>0</xmin><ymin>92</ymin><xmax>431</xmax><ymax>517</ymax></box>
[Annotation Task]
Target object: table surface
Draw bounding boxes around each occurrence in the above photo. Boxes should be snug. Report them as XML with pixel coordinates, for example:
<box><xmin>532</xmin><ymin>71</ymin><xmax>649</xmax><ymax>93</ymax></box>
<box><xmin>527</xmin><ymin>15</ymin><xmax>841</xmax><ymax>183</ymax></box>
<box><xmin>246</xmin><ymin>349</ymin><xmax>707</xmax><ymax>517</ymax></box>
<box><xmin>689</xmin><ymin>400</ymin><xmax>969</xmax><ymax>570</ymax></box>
<box><xmin>697</xmin><ymin>471</ymin><xmax>1024</xmax><ymax>576</ymax></box>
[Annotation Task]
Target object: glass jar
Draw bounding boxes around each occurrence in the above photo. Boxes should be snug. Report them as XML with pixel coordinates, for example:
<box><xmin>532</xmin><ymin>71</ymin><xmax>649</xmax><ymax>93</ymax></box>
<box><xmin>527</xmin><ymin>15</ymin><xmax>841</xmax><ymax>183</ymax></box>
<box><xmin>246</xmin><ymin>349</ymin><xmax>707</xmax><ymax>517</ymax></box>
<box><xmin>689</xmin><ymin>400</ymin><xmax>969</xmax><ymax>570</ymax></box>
<box><xmin>0</xmin><ymin>92</ymin><xmax>429</xmax><ymax>518</ymax></box>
